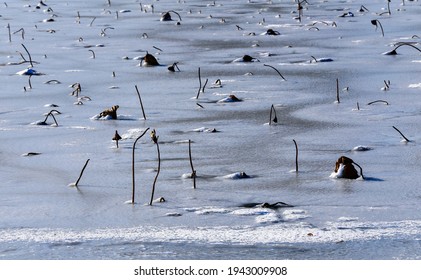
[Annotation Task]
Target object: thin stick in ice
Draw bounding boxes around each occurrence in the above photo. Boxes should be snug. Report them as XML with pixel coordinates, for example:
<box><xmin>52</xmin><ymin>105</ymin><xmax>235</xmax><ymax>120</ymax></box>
<box><xmin>69</xmin><ymin>159</ymin><xmax>90</xmax><ymax>187</ymax></box>
<box><xmin>393</xmin><ymin>126</ymin><xmax>411</xmax><ymax>142</ymax></box>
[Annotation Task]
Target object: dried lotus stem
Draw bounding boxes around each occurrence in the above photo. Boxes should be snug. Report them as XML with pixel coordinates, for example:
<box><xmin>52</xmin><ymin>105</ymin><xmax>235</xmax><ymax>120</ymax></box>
<box><xmin>189</xmin><ymin>140</ymin><xmax>196</xmax><ymax>189</ymax></box>
<box><xmin>149</xmin><ymin>129</ymin><xmax>160</xmax><ymax>205</ymax></box>
<box><xmin>263</xmin><ymin>64</ymin><xmax>286</xmax><ymax>81</ymax></box>
<box><xmin>131</xmin><ymin>128</ymin><xmax>150</xmax><ymax>204</ymax></box>
<box><xmin>74</xmin><ymin>159</ymin><xmax>90</xmax><ymax>187</ymax></box>
<box><xmin>293</xmin><ymin>139</ymin><xmax>298</xmax><ymax>173</ymax></box>
<box><xmin>135</xmin><ymin>85</ymin><xmax>146</xmax><ymax>120</ymax></box>
<box><xmin>393</xmin><ymin>126</ymin><xmax>410</xmax><ymax>142</ymax></box>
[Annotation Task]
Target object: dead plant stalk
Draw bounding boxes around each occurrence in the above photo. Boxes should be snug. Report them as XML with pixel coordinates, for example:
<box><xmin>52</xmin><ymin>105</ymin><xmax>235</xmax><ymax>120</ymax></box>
<box><xmin>131</xmin><ymin>128</ymin><xmax>150</xmax><ymax>204</ymax></box>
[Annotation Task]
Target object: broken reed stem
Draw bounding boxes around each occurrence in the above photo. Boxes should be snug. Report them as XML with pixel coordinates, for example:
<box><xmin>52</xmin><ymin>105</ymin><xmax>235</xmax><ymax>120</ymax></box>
<box><xmin>393</xmin><ymin>126</ymin><xmax>410</xmax><ymax>142</ymax></box>
<box><xmin>202</xmin><ymin>78</ymin><xmax>208</xmax><ymax>93</ymax></box>
<box><xmin>21</xmin><ymin>44</ymin><xmax>33</xmax><ymax>67</ymax></box>
<box><xmin>263</xmin><ymin>64</ymin><xmax>286</xmax><ymax>81</ymax></box>
<box><xmin>7</xmin><ymin>23</ymin><xmax>11</xmax><ymax>43</ymax></box>
<box><xmin>131</xmin><ymin>128</ymin><xmax>150</xmax><ymax>204</ymax></box>
<box><xmin>293</xmin><ymin>139</ymin><xmax>298</xmax><ymax>173</ymax></box>
<box><xmin>149</xmin><ymin>131</ymin><xmax>160</xmax><ymax>206</ymax></box>
<box><xmin>14</xmin><ymin>28</ymin><xmax>25</xmax><ymax>40</ymax></box>
<box><xmin>74</xmin><ymin>159</ymin><xmax>90</xmax><ymax>187</ymax></box>
<box><xmin>188</xmin><ymin>139</ymin><xmax>197</xmax><ymax>189</ymax></box>
<box><xmin>336</xmin><ymin>78</ymin><xmax>340</xmax><ymax>103</ymax></box>
<box><xmin>196</xmin><ymin>67</ymin><xmax>202</xmax><ymax>99</ymax></box>
<box><xmin>89</xmin><ymin>17</ymin><xmax>96</xmax><ymax>27</ymax></box>
<box><xmin>135</xmin><ymin>85</ymin><xmax>147</xmax><ymax>120</ymax></box>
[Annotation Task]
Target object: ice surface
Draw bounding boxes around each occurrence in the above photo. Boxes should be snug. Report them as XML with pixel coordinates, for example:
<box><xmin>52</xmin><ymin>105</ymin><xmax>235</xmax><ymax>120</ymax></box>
<box><xmin>1</xmin><ymin>0</ymin><xmax>421</xmax><ymax>260</ymax></box>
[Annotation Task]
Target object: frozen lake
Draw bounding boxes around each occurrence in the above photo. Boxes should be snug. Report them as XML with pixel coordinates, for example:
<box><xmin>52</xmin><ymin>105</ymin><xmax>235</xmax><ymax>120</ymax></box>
<box><xmin>0</xmin><ymin>0</ymin><xmax>421</xmax><ymax>259</ymax></box>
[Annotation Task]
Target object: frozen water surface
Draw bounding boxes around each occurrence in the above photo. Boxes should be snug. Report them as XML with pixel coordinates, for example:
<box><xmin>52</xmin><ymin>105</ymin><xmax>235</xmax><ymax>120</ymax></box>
<box><xmin>0</xmin><ymin>0</ymin><xmax>421</xmax><ymax>259</ymax></box>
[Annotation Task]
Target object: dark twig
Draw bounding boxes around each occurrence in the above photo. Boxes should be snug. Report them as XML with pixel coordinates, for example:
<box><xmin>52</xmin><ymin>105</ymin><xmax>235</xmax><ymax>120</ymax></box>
<box><xmin>7</xmin><ymin>23</ymin><xmax>11</xmax><ymax>43</ymax></box>
<box><xmin>135</xmin><ymin>85</ymin><xmax>147</xmax><ymax>120</ymax></box>
<box><xmin>74</xmin><ymin>159</ymin><xmax>90</xmax><ymax>187</ymax></box>
<box><xmin>202</xmin><ymin>78</ymin><xmax>208</xmax><ymax>93</ymax></box>
<box><xmin>263</xmin><ymin>64</ymin><xmax>286</xmax><ymax>81</ymax></box>
<box><xmin>13</xmin><ymin>28</ymin><xmax>25</xmax><ymax>40</ymax></box>
<box><xmin>188</xmin><ymin>140</ymin><xmax>197</xmax><ymax>189</ymax></box>
<box><xmin>89</xmin><ymin>17</ymin><xmax>96</xmax><ymax>27</ymax></box>
<box><xmin>149</xmin><ymin>129</ymin><xmax>160</xmax><ymax>205</ymax></box>
<box><xmin>336</xmin><ymin>78</ymin><xmax>340</xmax><ymax>103</ymax></box>
<box><xmin>393</xmin><ymin>126</ymin><xmax>410</xmax><ymax>142</ymax></box>
<box><xmin>196</xmin><ymin>67</ymin><xmax>202</xmax><ymax>99</ymax></box>
<box><xmin>21</xmin><ymin>44</ymin><xmax>33</xmax><ymax>67</ymax></box>
<box><xmin>293</xmin><ymin>139</ymin><xmax>298</xmax><ymax>173</ymax></box>
<box><xmin>131</xmin><ymin>128</ymin><xmax>150</xmax><ymax>204</ymax></box>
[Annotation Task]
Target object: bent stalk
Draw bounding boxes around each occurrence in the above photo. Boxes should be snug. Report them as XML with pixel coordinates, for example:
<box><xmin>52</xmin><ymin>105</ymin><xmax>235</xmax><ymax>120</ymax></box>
<box><xmin>131</xmin><ymin>128</ymin><xmax>150</xmax><ymax>204</ymax></box>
